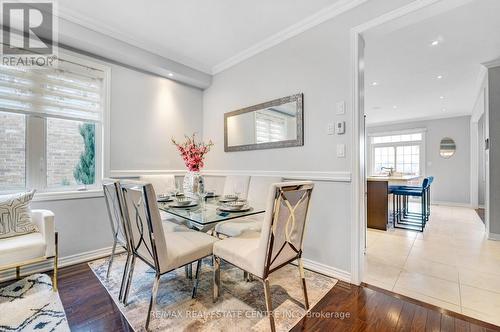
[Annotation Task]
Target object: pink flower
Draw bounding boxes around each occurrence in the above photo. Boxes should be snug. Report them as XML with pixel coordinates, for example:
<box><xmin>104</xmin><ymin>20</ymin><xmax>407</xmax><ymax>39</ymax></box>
<box><xmin>172</xmin><ymin>133</ymin><xmax>214</xmax><ymax>172</ymax></box>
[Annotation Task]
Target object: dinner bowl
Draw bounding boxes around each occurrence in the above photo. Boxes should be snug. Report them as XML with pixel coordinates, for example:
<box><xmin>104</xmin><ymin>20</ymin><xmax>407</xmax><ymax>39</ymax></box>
<box><xmin>222</xmin><ymin>200</ymin><xmax>247</xmax><ymax>209</ymax></box>
<box><xmin>175</xmin><ymin>197</ymin><xmax>193</xmax><ymax>206</ymax></box>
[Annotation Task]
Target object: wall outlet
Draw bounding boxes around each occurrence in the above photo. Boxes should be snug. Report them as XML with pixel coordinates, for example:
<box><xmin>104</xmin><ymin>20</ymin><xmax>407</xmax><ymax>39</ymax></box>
<box><xmin>327</xmin><ymin>123</ymin><xmax>335</xmax><ymax>135</ymax></box>
<box><xmin>336</xmin><ymin>101</ymin><xmax>346</xmax><ymax>115</ymax></box>
<box><xmin>337</xmin><ymin>144</ymin><xmax>346</xmax><ymax>158</ymax></box>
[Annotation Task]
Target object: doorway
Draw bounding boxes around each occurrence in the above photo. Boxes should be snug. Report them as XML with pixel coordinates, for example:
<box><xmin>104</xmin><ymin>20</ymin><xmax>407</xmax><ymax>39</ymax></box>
<box><xmin>352</xmin><ymin>0</ymin><xmax>499</xmax><ymax>326</ymax></box>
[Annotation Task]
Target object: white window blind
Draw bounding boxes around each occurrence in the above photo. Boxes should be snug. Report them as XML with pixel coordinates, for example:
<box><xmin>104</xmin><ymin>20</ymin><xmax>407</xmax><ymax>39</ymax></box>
<box><xmin>0</xmin><ymin>59</ymin><xmax>105</xmax><ymax>123</ymax></box>
<box><xmin>255</xmin><ymin>110</ymin><xmax>287</xmax><ymax>143</ymax></box>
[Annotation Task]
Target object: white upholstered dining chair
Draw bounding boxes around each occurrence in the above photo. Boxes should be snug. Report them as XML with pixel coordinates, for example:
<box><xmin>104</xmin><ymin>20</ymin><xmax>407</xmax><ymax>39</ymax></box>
<box><xmin>120</xmin><ymin>182</ymin><xmax>218</xmax><ymax>330</ymax></box>
<box><xmin>222</xmin><ymin>175</ymin><xmax>250</xmax><ymax>199</ymax></box>
<box><xmin>215</xmin><ymin>176</ymin><xmax>282</xmax><ymax>237</ymax></box>
<box><xmin>213</xmin><ymin>181</ymin><xmax>314</xmax><ymax>332</ymax></box>
<box><xmin>102</xmin><ymin>179</ymin><xmax>132</xmax><ymax>302</ymax></box>
<box><xmin>139</xmin><ymin>174</ymin><xmax>187</xmax><ymax>225</ymax></box>
<box><xmin>139</xmin><ymin>174</ymin><xmax>176</xmax><ymax>195</ymax></box>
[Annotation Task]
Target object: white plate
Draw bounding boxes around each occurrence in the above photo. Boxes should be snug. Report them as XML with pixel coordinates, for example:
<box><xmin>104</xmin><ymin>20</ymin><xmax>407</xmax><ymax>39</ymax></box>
<box><xmin>219</xmin><ymin>197</ymin><xmax>238</xmax><ymax>203</ymax></box>
<box><xmin>218</xmin><ymin>206</ymin><xmax>251</xmax><ymax>213</ymax></box>
<box><xmin>170</xmin><ymin>202</ymin><xmax>198</xmax><ymax>208</ymax></box>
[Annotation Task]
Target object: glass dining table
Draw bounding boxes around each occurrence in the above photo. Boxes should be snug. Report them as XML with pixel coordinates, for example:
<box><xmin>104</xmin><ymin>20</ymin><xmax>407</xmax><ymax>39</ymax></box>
<box><xmin>158</xmin><ymin>197</ymin><xmax>265</xmax><ymax>232</ymax></box>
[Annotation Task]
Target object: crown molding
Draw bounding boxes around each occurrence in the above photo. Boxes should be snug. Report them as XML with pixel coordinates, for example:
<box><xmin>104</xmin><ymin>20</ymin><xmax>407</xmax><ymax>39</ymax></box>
<box><xmin>211</xmin><ymin>0</ymin><xmax>368</xmax><ymax>75</ymax></box>
<box><xmin>366</xmin><ymin>112</ymin><xmax>472</xmax><ymax>128</ymax></box>
<box><xmin>483</xmin><ymin>58</ymin><xmax>500</xmax><ymax>69</ymax></box>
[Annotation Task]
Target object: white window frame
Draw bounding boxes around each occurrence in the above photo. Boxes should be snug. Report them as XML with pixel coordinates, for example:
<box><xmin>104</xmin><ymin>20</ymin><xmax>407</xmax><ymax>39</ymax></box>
<box><xmin>368</xmin><ymin>128</ymin><xmax>426</xmax><ymax>177</ymax></box>
<box><xmin>0</xmin><ymin>50</ymin><xmax>111</xmax><ymax>198</ymax></box>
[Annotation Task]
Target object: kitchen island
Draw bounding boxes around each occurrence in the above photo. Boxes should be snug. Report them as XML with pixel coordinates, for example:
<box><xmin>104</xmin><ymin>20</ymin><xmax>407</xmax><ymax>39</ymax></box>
<box><xmin>367</xmin><ymin>175</ymin><xmax>420</xmax><ymax>230</ymax></box>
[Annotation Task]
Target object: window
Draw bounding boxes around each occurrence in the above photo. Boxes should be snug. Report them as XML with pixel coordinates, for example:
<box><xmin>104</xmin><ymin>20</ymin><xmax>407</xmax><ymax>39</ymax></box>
<box><xmin>370</xmin><ymin>130</ymin><xmax>424</xmax><ymax>176</ymax></box>
<box><xmin>0</xmin><ymin>111</ymin><xmax>26</xmax><ymax>190</ymax></box>
<box><xmin>255</xmin><ymin>110</ymin><xmax>287</xmax><ymax>143</ymax></box>
<box><xmin>0</xmin><ymin>54</ymin><xmax>107</xmax><ymax>193</ymax></box>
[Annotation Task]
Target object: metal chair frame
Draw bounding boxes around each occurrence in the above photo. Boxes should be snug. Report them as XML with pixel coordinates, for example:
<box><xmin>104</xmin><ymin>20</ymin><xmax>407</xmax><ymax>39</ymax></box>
<box><xmin>213</xmin><ymin>182</ymin><xmax>314</xmax><ymax>332</ymax></box>
<box><xmin>120</xmin><ymin>183</ymin><xmax>209</xmax><ymax>331</ymax></box>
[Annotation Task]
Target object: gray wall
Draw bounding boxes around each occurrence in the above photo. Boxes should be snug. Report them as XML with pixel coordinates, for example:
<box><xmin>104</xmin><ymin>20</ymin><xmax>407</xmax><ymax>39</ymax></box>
<box><xmin>31</xmin><ymin>197</ymin><xmax>110</xmax><ymax>257</ymax></box>
<box><xmin>488</xmin><ymin>66</ymin><xmax>500</xmax><ymax>234</ymax></box>
<box><xmin>367</xmin><ymin>116</ymin><xmax>471</xmax><ymax>205</ymax></box>
<box><xmin>202</xmin><ymin>0</ymin><xmax>415</xmax><ymax>275</ymax></box>
<box><xmin>478</xmin><ymin>113</ymin><xmax>486</xmax><ymax>206</ymax></box>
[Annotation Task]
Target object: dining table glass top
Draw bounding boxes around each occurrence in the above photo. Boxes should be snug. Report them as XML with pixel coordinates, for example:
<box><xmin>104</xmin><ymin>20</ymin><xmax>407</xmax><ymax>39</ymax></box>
<box><xmin>158</xmin><ymin>198</ymin><xmax>265</xmax><ymax>229</ymax></box>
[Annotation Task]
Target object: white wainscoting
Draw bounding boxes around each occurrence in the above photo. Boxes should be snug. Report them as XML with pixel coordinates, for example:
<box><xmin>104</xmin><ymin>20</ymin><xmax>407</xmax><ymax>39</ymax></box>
<box><xmin>301</xmin><ymin>258</ymin><xmax>351</xmax><ymax>282</ymax></box>
<box><xmin>110</xmin><ymin>169</ymin><xmax>352</xmax><ymax>183</ymax></box>
<box><xmin>108</xmin><ymin>169</ymin><xmax>353</xmax><ymax>282</ymax></box>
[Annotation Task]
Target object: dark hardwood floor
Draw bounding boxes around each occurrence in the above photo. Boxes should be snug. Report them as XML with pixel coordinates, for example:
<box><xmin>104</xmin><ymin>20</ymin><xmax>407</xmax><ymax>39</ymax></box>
<box><xmin>292</xmin><ymin>282</ymin><xmax>500</xmax><ymax>332</ymax></box>
<box><xmin>57</xmin><ymin>263</ymin><xmax>133</xmax><ymax>331</ymax></box>
<box><xmin>5</xmin><ymin>261</ymin><xmax>499</xmax><ymax>331</ymax></box>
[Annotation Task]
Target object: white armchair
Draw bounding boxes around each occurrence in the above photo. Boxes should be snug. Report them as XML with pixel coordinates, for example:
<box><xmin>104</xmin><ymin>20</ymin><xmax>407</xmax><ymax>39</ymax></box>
<box><xmin>0</xmin><ymin>209</ymin><xmax>58</xmax><ymax>290</ymax></box>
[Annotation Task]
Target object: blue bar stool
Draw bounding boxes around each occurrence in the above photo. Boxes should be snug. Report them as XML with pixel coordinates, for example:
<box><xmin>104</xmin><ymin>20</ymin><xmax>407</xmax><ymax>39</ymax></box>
<box><xmin>392</xmin><ymin>178</ymin><xmax>430</xmax><ymax>232</ymax></box>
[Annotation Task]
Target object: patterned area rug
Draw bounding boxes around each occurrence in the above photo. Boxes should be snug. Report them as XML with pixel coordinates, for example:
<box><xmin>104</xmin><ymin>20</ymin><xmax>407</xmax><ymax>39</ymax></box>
<box><xmin>0</xmin><ymin>274</ymin><xmax>70</xmax><ymax>331</ymax></box>
<box><xmin>89</xmin><ymin>254</ymin><xmax>336</xmax><ymax>331</ymax></box>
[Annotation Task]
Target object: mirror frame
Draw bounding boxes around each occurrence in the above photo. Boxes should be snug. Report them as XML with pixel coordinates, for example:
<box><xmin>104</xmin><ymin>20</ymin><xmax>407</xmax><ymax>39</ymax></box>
<box><xmin>224</xmin><ymin>93</ymin><xmax>304</xmax><ymax>152</ymax></box>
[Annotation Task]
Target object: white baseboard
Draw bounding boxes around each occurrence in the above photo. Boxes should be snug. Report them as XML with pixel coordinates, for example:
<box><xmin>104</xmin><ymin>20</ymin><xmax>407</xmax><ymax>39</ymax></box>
<box><xmin>431</xmin><ymin>201</ymin><xmax>473</xmax><ymax>208</ymax></box>
<box><xmin>488</xmin><ymin>233</ymin><xmax>500</xmax><ymax>241</ymax></box>
<box><xmin>0</xmin><ymin>246</ymin><xmax>120</xmax><ymax>283</ymax></box>
<box><xmin>301</xmin><ymin>258</ymin><xmax>351</xmax><ymax>283</ymax></box>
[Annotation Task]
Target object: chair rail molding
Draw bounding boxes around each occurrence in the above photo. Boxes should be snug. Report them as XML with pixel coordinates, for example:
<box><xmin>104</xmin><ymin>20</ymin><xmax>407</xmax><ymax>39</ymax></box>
<box><xmin>109</xmin><ymin>169</ymin><xmax>352</xmax><ymax>183</ymax></box>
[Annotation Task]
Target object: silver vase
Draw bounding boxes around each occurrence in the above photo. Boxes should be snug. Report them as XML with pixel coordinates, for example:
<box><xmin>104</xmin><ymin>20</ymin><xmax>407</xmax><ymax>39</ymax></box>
<box><xmin>183</xmin><ymin>171</ymin><xmax>204</xmax><ymax>198</ymax></box>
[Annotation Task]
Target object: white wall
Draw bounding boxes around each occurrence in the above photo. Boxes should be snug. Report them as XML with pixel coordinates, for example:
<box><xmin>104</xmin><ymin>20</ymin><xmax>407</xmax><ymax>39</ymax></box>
<box><xmin>367</xmin><ymin>116</ymin><xmax>471</xmax><ymax>205</ymax></box>
<box><xmin>202</xmin><ymin>0</ymin><xmax>414</xmax><ymax>278</ymax></box>
<box><xmin>109</xmin><ymin>65</ymin><xmax>203</xmax><ymax>171</ymax></box>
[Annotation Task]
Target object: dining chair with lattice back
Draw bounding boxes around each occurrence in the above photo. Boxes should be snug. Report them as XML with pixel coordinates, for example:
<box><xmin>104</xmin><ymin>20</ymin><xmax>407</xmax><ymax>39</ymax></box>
<box><xmin>102</xmin><ymin>179</ymin><xmax>131</xmax><ymax>302</ymax></box>
<box><xmin>213</xmin><ymin>181</ymin><xmax>314</xmax><ymax>332</ymax></box>
<box><xmin>120</xmin><ymin>181</ymin><xmax>218</xmax><ymax>330</ymax></box>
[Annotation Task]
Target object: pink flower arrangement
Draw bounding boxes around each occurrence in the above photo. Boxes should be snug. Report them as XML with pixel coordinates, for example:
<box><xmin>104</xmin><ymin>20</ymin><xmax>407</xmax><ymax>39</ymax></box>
<box><xmin>172</xmin><ymin>133</ymin><xmax>214</xmax><ymax>172</ymax></box>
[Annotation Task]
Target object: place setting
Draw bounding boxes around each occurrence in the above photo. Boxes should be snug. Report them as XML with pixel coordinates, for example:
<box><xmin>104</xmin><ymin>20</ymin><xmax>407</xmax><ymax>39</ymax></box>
<box><xmin>217</xmin><ymin>197</ymin><xmax>253</xmax><ymax>213</ymax></box>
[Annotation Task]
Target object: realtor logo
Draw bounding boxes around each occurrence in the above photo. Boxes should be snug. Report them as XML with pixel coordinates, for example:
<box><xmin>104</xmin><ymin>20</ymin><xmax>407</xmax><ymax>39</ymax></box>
<box><xmin>1</xmin><ymin>1</ymin><xmax>58</xmax><ymax>67</ymax></box>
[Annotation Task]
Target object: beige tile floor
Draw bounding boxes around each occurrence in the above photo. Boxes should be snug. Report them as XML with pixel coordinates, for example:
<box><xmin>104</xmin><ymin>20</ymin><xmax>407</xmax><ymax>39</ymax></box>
<box><xmin>363</xmin><ymin>204</ymin><xmax>500</xmax><ymax>327</ymax></box>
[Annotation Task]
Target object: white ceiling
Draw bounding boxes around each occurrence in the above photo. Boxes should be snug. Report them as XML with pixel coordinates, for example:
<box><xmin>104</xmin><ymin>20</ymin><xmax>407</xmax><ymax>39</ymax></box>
<box><xmin>57</xmin><ymin>0</ymin><xmax>343</xmax><ymax>74</ymax></box>
<box><xmin>364</xmin><ymin>0</ymin><xmax>500</xmax><ymax>125</ymax></box>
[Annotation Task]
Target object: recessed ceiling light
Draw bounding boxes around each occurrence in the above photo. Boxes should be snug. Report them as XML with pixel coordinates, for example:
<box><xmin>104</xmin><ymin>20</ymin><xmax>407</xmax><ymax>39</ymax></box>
<box><xmin>393</xmin><ymin>105</ymin><xmax>397</xmax><ymax>109</ymax></box>
<box><xmin>370</xmin><ymin>81</ymin><xmax>379</xmax><ymax>86</ymax></box>
<box><xmin>437</xmin><ymin>75</ymin><xmax>443</xmax><ymax>79</ymax></box>
<box><xmin>430</xmin><ymin>36</ymin><xmax>444</xmax><ymax>47</ymax></box>
<box><xmin>439</xmin><ymin>96</ymin><xmax>445</xmax><ymax>99</ymax></box>
<box><xmin>168</xmin><ymin>73</ymin><xmax>174</xmax><ymax>77</ymax></box>
<box><xmin>442</xmin><ymin>108</ymin><xmax>447</xmax><ymax>111</ymax></box>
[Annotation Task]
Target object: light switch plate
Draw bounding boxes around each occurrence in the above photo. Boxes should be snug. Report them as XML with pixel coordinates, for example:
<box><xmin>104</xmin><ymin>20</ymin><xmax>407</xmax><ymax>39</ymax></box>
<box><xmin>336</xmin><ymin>121</ymin><xmax>345</xmax><ymax>135</ymax></box>
<box><xmin>336</xmin><ymin>101</ymin><xmax>346</xmax><ymax>115</ymax></box>
<box><xmin>337</xmin><ymin>144</ymin><xmax>346</xmax><ymax>158</ymax></box>
<box><xmin>327</xmin><ymin>123</ymin><xmax>335</xmax><ymax>135</ymax></box>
